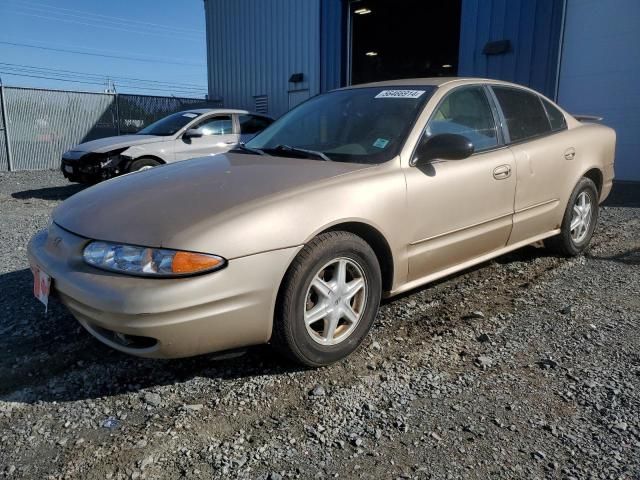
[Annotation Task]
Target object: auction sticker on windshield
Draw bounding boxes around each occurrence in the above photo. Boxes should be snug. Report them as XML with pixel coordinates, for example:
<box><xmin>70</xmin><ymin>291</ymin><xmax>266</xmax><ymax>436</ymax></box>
<box><xmin>375</xmin><ymin>90</ymin><xmax>425</xmax><ymax>99</ymax></box>
<box><xmin>182</xmin><ymin>113</ymin><xmax>198</xmax><ymax>118</ymax></box>
<box><xmin>373</xmin><ymin>138</ymin><xmax>389</xmax><ymax>148</ymax></box>
<box><xmin>32</xmin><ymin>266</ymin><xmax>51</xmax><ymax>311</ymax></box>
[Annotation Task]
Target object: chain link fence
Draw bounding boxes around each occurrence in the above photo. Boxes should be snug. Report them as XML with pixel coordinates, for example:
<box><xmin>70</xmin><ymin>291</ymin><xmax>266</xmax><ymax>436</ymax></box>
<box><xmin>0</xmin><ymin>86</ymin><xmax>220</xmax><ymax>171</ymax></box>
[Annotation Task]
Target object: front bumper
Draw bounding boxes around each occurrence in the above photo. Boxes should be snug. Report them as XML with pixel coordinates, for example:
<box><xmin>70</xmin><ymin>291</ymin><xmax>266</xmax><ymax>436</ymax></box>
<box><xmin>27</xmin><ymin>223</ymin><xmax>301</xmax><ymax>358</ymax></box>
<box><xmin>61</xmin><ymin>153</ymin><xmax>128</xmax><ymax>183</ymax></box>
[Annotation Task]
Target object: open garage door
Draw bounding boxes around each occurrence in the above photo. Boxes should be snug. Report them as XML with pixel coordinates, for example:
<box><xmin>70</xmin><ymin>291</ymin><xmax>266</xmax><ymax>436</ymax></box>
<box><xmin>557</xmin><ymin>0</ymin><xmax>640</xmax><ymax>181</ymax></box>
<box><xmin>348</xmin><ymin>0</ymin><xmax>461</xmax><ymax>85</ymax></box>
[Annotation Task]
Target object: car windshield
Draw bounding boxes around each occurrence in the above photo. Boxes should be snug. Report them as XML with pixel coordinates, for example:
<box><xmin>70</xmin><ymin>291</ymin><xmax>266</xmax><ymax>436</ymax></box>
<box><xmin>246</xmin><ymin>86</ymin><xmax>435</xmax><ymax>163</ymax></box>
<box><xmin>137</xmin><ymin>111</ymin><xmax>202</xmax><ymax>136</ymax></box>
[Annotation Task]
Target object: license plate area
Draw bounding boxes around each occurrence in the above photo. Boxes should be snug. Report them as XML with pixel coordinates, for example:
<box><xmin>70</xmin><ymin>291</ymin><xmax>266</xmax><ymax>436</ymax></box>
<box><xmin>32</xmin><ymin>266</ymin><xmax>52</xmax><ymax>310</ymax></box>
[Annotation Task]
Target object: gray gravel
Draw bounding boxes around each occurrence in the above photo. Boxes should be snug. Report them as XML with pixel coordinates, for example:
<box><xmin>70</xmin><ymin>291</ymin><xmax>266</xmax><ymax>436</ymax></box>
<box><xmin>1</xmin><ymin>169</ymin><xmax>639</xmax><ymax>479</ymax></box>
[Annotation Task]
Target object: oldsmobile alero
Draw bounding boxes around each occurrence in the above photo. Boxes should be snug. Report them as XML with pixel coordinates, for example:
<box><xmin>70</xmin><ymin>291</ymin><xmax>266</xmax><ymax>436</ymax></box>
<box><xmin>28</xmin><ymin>78</ymin><xmax>616</xmax><ymax>366</ymax></box>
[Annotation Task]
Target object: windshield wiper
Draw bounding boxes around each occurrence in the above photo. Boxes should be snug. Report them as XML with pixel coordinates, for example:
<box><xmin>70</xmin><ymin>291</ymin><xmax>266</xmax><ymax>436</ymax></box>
<box><xmin>271</xmin><ymin>144</ymin><xmax>332</xmax><ymax>162</ymax></box>
<box><xmin>231</xmin><ymin>143</ymin><xmax>268</xmax><ymax>156</ymax></box>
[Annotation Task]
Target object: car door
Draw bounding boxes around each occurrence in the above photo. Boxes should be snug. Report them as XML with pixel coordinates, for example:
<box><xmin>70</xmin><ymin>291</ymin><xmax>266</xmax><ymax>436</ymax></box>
<box><xmin>237</xmin><ymin>114</ymin><xmax>274</xmax><ymax>143</ymax></box>
<box><xmin>404</xmin><ymin>85</ymin><xmax>516</xmax><ymax>282</ymax></box>
<box><xmin>490</xmin><ymin>86</ymin><xmax>572</xmax><ymax>244</ymax></box>
<box><xmin>173</xmin><ymin>114</ymin><xmax>239</xmax><ymax>161</ymax></box>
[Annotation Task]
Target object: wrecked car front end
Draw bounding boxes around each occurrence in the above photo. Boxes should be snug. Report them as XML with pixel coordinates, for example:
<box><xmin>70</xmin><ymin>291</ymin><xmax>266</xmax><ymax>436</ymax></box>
<box><xmin>61</xmin><ymin>147</ymin><xmax>130</xmax><ymax>183</ymax></box>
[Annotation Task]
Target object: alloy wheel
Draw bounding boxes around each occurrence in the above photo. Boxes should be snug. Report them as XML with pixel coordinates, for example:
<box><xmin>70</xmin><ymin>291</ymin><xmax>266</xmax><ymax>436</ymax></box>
<box><xmin>303</xmin><ymin>257</ymin><xmax>367</xmax><ymax>346</ymax></box>
<box><xmin>570</xmin><ymin>191</ymin><xmax>593</xmax><ymax>243</ymax></box>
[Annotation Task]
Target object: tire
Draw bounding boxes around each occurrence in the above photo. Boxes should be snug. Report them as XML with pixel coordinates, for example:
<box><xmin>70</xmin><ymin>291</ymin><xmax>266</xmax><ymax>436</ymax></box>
<box><xmin>545</xmin><ymin>177</ymin><xmax>599</xmax><ymax>256</ymax></box>
<box><xmin>128</xmin><ymin>157</ymin><xmax>161</xmax><ymax>173</ymax></box>
<box><xmin>273</xmin><ymin>231</ymin><xmax>382</xmax><ymax>367</ymax></box>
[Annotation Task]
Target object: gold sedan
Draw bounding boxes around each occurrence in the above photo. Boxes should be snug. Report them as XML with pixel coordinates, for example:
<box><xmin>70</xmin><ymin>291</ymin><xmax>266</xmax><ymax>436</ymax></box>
<box><xmin>28</xmin><ymin>78</ymin><xmax>616</xmax><ymax>366</ymax></box>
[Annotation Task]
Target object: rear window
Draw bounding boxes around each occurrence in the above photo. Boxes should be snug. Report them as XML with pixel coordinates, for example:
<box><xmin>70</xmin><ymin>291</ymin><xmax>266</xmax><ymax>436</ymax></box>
<box><xmin>542</xmin><ymin>98</ymin><xmax>567</xmax><ymax>131</ymax></box>
<box><xmin>493</xmin><ymin>87</ymin><xmax>551</xmax><ymax>143</ymax></box>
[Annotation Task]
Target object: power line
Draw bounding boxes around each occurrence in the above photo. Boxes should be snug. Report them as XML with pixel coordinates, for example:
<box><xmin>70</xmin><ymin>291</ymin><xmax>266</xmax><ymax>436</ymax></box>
<box><xmin>6</xmin><ymin>0</ymin><xmax>204</xmax><ymax>35</ymax></box>
<box><xmin>9</xmin><ymin>10</ymin><xmax>204</xmax><ymax>43</ymax></box>
<box><xmin>1</xmin><ymin>67</ymin><xmax>206</xmax><ymax>93</ymax></box>
<box><xmin>0</xmin><ymin>62</ymin><xmax>206</xmax><ymax>90</ymax></box>
<box><xmin>0</xmin><ymin>40</ymin><xmax>205</xmax><ymax>67</ymax></box>
<box><xmin>0</xmin><ymin>70</ymin><xmax>106</xmax><ymax>87</ymax></box>
<box><xmin>0</xmin><ymin>71</ymin><xmax>206</xmax><ymax>97</ymax></box>
<box><xmin>0</xmin><ymin>39</ymin><xmax>204</xmax><ymax>64</ymax></box>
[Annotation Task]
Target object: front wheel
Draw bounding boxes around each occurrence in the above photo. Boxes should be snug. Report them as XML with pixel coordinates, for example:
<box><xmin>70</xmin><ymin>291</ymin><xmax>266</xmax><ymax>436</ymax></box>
<box><xmin>545</xmin><ymin>177</ymin><xmax>599</xmax><ymax>256</ymax></box>
<box><xmin>273</xmin><ymin>231</ymin><xmax>382</xmax><ymax>367</ymax></box>
<box><xmin>128</xmin><ymin>157</ymin><xmax>161</xmax><ymax>173</ymax></box>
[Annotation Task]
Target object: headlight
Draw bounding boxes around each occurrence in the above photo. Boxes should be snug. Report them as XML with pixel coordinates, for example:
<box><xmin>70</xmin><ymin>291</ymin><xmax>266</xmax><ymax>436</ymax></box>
<box><xmin>83</xmin><ymin>241</ymin><xmax>226</xmax><ymax>277</ymax></box>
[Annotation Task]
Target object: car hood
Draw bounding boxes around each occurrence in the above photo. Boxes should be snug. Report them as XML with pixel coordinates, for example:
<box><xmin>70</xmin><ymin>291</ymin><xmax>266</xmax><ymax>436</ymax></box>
<box><xmin>65</xmin><ymin>135</ymin><xmax>166</xmax><ymax>157</ymax></box>
<box><xmin>53</xmin><ymin>153</ymin><xmax>373</xmax><ymax>255</ymax></box>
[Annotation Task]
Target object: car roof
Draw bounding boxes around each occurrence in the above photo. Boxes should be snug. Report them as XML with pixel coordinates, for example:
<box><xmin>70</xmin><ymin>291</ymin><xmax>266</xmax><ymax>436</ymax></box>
<box><xmin>343</xmin><ymin>77</ymin><xmax>531</xmax><ymax>90</ymax></box>
<box><xmin>182</xmin><ymin>108</ymin><xmax>248</xmax><ymax>114</ymax></box>
<box><xmin>180</xmin><ymin>108</ymin><xmax>272</xmax><ymax>117</ymax></box>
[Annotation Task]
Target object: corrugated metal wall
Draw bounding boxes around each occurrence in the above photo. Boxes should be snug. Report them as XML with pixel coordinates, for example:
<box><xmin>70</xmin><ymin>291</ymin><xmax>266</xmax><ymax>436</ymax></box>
<box><xmin>320</xmin><ymin>0</ymin><xmax>344</xmax><ymax>92</ymax></box>
<box><xmin>558</xmin><ymin>0</ymin><xmax>640</xmax><ymax>181</ymax></box>
<box><xmin>204</xmin><ymin>0</ymin><xmax>565</xmax><ymax>111</ymax></box>
<box><xmin>205</xmin><ymin>0</ymin><xmax>322</xmax><ymax>118</ymax></box>
<box><xmin>458</xmin><ymin>0</ymin><xmax>564</xmax><ymax>98</ymax></box>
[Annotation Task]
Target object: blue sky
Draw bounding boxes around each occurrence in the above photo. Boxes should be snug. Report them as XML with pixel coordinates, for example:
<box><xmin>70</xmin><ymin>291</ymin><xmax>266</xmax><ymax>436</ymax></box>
<box><xmin>0</xmin><ymin>0</ymin><xmax>207</xmax><ymax>98</ymax></box>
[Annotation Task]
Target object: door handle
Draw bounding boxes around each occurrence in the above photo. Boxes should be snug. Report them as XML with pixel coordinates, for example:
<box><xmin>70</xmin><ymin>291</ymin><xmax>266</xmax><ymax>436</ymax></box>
<box><xmin>493</xmin><ymin>164</ymin><xmax>511</xmax><ymax>180</ymax></box>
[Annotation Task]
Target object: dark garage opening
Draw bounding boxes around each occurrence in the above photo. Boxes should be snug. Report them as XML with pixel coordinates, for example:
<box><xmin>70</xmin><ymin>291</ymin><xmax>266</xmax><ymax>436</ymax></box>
<box><xmin>349</xmin><ymin>0</ymin><xmax>462</xmax><ymax>85</ymax></box>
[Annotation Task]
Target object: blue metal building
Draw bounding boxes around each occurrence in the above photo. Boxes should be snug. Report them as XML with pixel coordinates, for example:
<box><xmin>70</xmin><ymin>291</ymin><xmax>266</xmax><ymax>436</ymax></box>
<box><xmin>205</xmin><ymin>0</ymin><xmax>640</xmax><ymax>180</ymax></box>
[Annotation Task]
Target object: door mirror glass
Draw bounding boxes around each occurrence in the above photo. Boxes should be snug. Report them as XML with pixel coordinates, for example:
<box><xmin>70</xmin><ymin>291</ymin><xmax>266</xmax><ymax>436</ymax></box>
<box><xmin>414</xmin><ymin>133</ymin><xmax>474</xmax><ymax>164</ymax></box>
<box><xmin>183</xmin><ymin>128</ymin><xmax>203</xmax><ymax>139</ymax></box>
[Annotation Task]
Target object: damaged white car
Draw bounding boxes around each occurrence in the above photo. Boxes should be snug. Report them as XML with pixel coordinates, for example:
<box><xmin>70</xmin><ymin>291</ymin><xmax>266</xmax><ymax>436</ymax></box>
<box><xmin>60</xmin><ymin>109</ymin><xmax>273</xmax><ymax>183</ymax></box>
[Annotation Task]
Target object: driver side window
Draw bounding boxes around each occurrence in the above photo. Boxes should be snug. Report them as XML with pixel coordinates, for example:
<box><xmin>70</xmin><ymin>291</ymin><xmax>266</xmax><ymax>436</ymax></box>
<box><xmin>426</xmin><ymin>87</ymin><xmax>498</xmax><ymax>152</ymax></box>
<box><xmin>193</xmin><ymin>115</ymin><xmax>233</xmax><ymax>136</ymax></box>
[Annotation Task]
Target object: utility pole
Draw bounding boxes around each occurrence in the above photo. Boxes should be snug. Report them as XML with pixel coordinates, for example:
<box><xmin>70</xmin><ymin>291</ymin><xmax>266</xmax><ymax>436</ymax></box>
<box><xmin>104</xmin><ymin>77</ymin><xmax>116</xmax><ymax>94</ymax></box>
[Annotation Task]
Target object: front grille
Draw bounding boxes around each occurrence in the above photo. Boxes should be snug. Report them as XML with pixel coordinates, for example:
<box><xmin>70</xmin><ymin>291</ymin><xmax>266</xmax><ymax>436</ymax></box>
<box><xmin>61</xmin><ymin>154</ymin><xmax>103</xmax><ymax>177</ymax></box>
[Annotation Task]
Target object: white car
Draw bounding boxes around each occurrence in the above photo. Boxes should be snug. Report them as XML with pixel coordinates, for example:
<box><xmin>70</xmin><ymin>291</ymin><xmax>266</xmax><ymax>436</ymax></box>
<box><xmin>60</xmin><ymin>109</ymin><xmax>273</xmax><ymax>183</ymax></box>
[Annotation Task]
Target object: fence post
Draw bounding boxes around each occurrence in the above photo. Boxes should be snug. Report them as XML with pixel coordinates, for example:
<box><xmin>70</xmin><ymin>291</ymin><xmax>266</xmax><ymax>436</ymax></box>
<box><xmin>115</xmin><ymin>93</ymin><xmax>121</xmax><ymax>136</ymax></box>
<box><xmin>0</xmin><ymin>84</ymin><xmax>14</xmax><ymax>171</ymax></box>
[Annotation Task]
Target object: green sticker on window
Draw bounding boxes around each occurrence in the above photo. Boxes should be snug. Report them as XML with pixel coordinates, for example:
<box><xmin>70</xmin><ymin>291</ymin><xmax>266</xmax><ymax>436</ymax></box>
<box><xmin>373</xmin><ymin>138</ymin><xmax>389</xmax><ymax>149</ymax></box>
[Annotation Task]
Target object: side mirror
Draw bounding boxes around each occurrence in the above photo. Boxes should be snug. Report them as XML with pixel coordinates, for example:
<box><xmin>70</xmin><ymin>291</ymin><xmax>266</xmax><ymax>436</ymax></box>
<box><xmin>413</xmin><ymin>133</ymin><xmax>474</xmax><ymax>164</ymax></box>
<box><xmin>183</xmin><ymin>128</ymin><xmax>203</xmax><ymax>139</ymax></box>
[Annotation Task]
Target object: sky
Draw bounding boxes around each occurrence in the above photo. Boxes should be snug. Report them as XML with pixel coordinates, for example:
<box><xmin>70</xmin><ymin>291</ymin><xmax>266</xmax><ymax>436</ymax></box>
<box><xmin>0</xmin><ymin>0</ymin><xmax>208</xmax><ymax>98</ymax></box>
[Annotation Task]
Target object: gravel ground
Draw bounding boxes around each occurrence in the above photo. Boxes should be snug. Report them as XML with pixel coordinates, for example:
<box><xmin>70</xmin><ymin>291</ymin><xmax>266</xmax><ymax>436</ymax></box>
<box><xmin>0</xmin><ymin>170</ymin><xmax>639</xmax><ymax>480</ymax></box>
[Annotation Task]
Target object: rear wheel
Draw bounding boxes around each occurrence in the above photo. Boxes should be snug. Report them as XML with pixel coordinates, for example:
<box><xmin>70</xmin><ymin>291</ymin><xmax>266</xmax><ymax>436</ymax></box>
<box><xmin>128</xmin><ymin>157</ymin><xmax>161</xmax><ymax>173</ymax></box>
<box><xmin>273</xmin><ymin>231</ymin><xmax>382</xmax><ymax>367</ymax></box>
<box><xmin>545</xmin><ymin>177</ymin><xmax>599</xmax><ymax>256</ymax></box>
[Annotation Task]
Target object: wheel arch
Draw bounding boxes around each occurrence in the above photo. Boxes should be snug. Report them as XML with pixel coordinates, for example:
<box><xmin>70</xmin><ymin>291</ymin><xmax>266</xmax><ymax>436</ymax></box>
<box><xmin>318</xmin><ymin>221</ymin><xmax>394</xmax><ymax>292</ymax></box>
<box><xmin>582</xmin><ymin>167</ymin><xmax>603</xmax><ymax>197</ymax></box>
<box><xmin>125</xmin><ymin>155</ymin><xmax>166</xmax><ymax>171</ymax></box>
